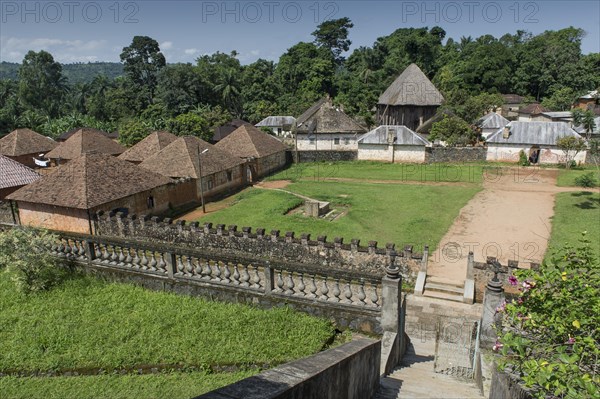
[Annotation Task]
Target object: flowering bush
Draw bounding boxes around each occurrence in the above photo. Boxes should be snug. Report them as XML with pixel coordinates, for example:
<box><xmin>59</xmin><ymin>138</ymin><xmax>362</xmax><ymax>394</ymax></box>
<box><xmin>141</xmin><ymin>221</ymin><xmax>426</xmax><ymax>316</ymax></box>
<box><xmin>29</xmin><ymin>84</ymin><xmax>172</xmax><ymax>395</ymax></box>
<box><xmin>495</xmin><ymin>233</ymin><xmax>599</xmax><ymax>398</ymax></box>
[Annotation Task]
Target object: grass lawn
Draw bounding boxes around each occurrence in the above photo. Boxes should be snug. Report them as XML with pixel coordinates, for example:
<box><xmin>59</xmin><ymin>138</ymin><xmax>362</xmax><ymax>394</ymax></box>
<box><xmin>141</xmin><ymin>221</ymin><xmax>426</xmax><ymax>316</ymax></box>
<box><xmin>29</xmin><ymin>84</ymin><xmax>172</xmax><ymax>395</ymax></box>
<box><xmin>198</xmin><ymin>181</ymin><xmax>480</xmax><ymax>251</ymax></box>
<box><xmin>0</xmin><ymin>271</ymin><xmax>336</xmax><ymax>398</ymax></box>
<box><xmin>548</xmin><ymin>191</ymin><xmax>600</xmax><ymax>258</ymax></box>
<box><xmin>268</xmin><ymin>161</ymin><xmax>485</xmax><ymax>183</ymax></box>
<box><xmin>556</xmin><ymin>168</ymin><xmax>600</xmax><ymax>187</ymax></box>
<box><xmin>0</xmin><ymin>370</ymin><xmax>255</xmax><ymax>399</ymax></box>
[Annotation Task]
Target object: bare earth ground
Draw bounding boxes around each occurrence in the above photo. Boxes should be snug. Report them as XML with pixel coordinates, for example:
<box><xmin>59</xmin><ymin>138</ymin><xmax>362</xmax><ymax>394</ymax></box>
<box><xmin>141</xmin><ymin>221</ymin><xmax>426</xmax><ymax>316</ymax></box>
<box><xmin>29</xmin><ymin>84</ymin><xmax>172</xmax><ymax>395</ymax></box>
<box><xmin>174</xmin><ymin>196</ymin><xmax>238</xmax><ymax>221</ymax></box>
<box><xmin>428</xmin><ymin>168</ymin><xmax>600</xmax><ymax>281</ymax></box>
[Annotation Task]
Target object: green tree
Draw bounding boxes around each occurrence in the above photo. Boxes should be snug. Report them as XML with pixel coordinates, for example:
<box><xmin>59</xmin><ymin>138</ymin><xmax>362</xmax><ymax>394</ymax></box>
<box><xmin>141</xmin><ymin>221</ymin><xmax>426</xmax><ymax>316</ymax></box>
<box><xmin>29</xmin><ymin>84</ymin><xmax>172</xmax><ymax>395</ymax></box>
<box><xmin>572</xmin><ymin>108</ymin><xmax>597</xmax><ymax>141</ymax></box>
<box><xmin>214</xmin><ymin>68</ymin><xmax>242</xmax><ymax>116</ymax></box>
<box><xmin>191</xmin><ymin>104</ymin><xmax>232</xmax><ymax>131</ymax></box>
<box><xmin>120</xmin><ymin>36</ymin><xmax>166</xmax><ymax>105</ymax></box>
<box><xmin>312</xmin><ymin>17</ymin><xmax>354</xmax><ymax>64</ymax></box>
<box><xmin>118</xmin><ymin>119</ymin><xmax>151</xmax><ymax>147</ymax></box>
<box><xmin>167</xmin><ymin>113</ymin><xmax>210</xmax><ymax>141</ymax></box>
<box><xmin>429</xmin><ymin>115</ymin><xmax>478</xmax><ymax>146</ymax></box>
<box><xmin>556</xmin><ymin>136</ymin><xmax>587</xmax><ymax>168</ymax></box>
<box><xmin>156</xmin><ymin>63</ymin><xmax>209</xmax><ymax>116</ymax></box>
<box><xmin>17</xmin><ymin>50</ymin><xmax>67</xmax><ymax>118</ymax></box>
<box><xmin>542</xmin><ymin>87</ymin><xmax>578</xmax><ymax>111</ymax></box>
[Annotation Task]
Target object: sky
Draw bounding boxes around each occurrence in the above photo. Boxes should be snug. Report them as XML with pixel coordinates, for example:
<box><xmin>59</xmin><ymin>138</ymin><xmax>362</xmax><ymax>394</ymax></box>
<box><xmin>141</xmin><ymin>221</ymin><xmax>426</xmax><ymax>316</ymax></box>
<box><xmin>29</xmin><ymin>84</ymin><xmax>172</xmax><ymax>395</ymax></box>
<box><xmin>1</xmin><ymin>0</ymin><xmax>599</xmax><ymax>64</ymax></box>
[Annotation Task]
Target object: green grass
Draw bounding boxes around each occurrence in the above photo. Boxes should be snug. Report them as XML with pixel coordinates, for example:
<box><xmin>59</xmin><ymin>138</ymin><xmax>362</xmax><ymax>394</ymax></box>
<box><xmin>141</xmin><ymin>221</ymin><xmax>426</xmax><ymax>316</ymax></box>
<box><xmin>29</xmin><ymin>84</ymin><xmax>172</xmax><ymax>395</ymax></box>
<box><xmin>548</xmin><ymin>191</ymin><xmax>600</xmax><ymax>258</ymax></box>
<box><xmin>556</xmin><ymin>168</ymin><xmax>600</xmax><ymax>187</ymax></box>
<box><xmin>0</xmin><ymin>370</ymin><xmax>256</xmax><ymax>399</ymax></box>
<box><xmin>0</xmin><ymin>272</ymin><xmax>335</xmax><ymax>373</ymax></box>
<box><xmin>199</xmin><ymin>181</ymin><xmax>480</xmax><ymax>251</ymax></box>
<box><xmin>268</xmin><ymin>161</ymin><xmax>485</xmax><ymax>183</ymax></box>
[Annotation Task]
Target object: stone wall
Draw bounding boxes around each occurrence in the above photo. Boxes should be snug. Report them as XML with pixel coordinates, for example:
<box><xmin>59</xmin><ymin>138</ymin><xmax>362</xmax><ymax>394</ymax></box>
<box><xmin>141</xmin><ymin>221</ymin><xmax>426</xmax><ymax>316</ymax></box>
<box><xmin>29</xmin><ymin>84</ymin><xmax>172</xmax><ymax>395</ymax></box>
<box><xmin>425</xmin><ymin>146</ymin><xmax>487</xmax><ymax>163</ymax></box>
<box><xmin>194</xmin><ymin>338</ymin><xmax>381</xmax><ymax>399</ymax></box>
<box><xmin>489</xmin><ymin>368</ymin><xmax>533</xmax><ymax>399</ymax></box>
<box><xmin>473</xmin><ymin>257</ymin><xmax>537</xmax><ymax>301</ymax></box>
<box><xmin>0</xmin><ymin>201</ymin><xmax>16</xmax><ymax>224</ymax></box>
<box><xmin>291</xmin><ymin>150</ymin><xmax>358</xmax><ymax>163</ymax></box>
<box><xmin>94</xmin><ymin>212</ymin><xmax>423</xmax><ymax>279</ymax></box>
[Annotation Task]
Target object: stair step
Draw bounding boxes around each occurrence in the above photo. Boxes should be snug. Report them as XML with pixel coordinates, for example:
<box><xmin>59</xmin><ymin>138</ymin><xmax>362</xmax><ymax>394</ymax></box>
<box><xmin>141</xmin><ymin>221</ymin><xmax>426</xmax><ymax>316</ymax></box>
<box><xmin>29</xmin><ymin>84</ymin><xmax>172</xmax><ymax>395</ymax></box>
<box><xmin>423</xmin><ymin>290</ymin><xmax>465</xmax><ymax>303</ymax></box>
<box><xmin>426</xmin><ymin>276</ymin><xmax>465</xmax><ymax>287</ymax></box>
<box><xmin>424</xmin><ymin>282</ymin><xmax>465</xmax><ymax>295</ymax></box>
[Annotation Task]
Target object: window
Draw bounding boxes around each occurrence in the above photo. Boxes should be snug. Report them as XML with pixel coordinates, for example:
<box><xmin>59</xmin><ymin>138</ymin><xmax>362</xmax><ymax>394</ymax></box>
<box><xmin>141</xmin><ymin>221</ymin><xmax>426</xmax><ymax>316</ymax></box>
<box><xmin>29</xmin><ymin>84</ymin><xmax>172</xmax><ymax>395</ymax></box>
<box><xmin>277</xmin><ymin>128</ymin><xmax>282</xmax><ymax>135</ymax></box>
<box><xmin>146</xmin><ymin>196</ymin><xmax>155</xmax><ymax>209</ymax></box>
<box><xmin>227</xmin><ymin>171</ymin><xmax>232</xmax><ymax>182</ymax></box>
<box><xmin>344</xmin><ymin>138</ymin><xmax>350</xmax><ymax>145</ymax></box>
<box><xmin>208</xmin><ymin>180</ymin><xmax>214</xmax><ymax>190</ymax></box>
<box><xmin>334</xmin><ymin>138</ymin><xmax>340</xmax><ymax>145</ymax></box>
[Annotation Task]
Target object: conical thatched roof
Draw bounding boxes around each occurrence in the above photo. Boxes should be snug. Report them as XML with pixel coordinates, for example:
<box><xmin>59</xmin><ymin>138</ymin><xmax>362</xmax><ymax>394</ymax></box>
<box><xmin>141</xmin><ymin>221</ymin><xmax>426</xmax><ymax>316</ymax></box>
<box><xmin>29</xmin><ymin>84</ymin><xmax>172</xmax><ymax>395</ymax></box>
<box><xmin>215</xmin><ymin>125</ymin><xmax>287</xmax><ymax>158</ymax></box>
<box><xmin>295</xmin><ymin>98</ymin><xmax>367</xmax><ymax>134</ymax></box>
<box><xmin>378</xmin><ymin>63</ymin><xmax>443</xmax><ymax>106</ymax></box>
<box><xmin>119</xmin><ymin>131</ymin><xmax>178</xmax><ymax>163</ymax></box>
<box><xmin>139</xmin><ymin>136</ymin><xmax>244</xmax><ymax>179</ymax></box>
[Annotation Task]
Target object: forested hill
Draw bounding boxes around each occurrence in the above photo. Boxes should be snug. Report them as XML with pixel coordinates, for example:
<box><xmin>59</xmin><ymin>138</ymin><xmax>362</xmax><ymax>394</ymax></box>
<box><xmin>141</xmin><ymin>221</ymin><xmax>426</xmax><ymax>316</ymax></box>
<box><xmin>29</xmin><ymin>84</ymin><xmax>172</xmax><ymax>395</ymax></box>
<box><xmin>0</xmin><ymin>61</ymin><xmax>123</xmax><ymax>84</ymax></box>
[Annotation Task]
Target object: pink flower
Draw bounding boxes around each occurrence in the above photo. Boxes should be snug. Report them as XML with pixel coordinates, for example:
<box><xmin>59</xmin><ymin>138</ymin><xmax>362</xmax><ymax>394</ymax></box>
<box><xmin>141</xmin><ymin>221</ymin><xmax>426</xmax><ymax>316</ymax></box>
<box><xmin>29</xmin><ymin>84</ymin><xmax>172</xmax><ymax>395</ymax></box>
<box><xmin>567</xmin><ymin>336</ymin><xmax>575</xmax><ymax>344</ymax></box>
<box><xmin>495</xmin><ymin>300</ymin><xmax>506</xmax><ymax>313</ymax></box>
<box><xmin>493</xmin><ymin>340</ymin><xmax>504</xmax><ymax>351</ymax></box>
<box><xmin>508</xmin><ymin>275</ymin><xmax>518</xmax><ymax>286</ymax></box>
<box><xmin>517</xmin><ymin>297</ymin><xmax>524</xmax><ymax>304</ymax></box>
<box><xmin>522</xmin><ymin>280</ymin><xmax>535</xmax><ymax>292</ymax></box>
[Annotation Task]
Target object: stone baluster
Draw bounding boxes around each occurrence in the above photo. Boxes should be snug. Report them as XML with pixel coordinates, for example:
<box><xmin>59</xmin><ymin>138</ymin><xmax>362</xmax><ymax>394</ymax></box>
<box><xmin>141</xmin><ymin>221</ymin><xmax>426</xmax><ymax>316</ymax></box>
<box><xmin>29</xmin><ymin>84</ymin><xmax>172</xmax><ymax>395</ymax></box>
<box><xmin>320</xmin><ymin>277</ymin><xmax>329</xmax><ymax>301</ymax></box>
<box><xmin>308</xmin><ymin>274</ymin><xmax>317</xmax><ymax>298</ymax></box>
<box><xmin>251</xmin><ymin>265</ymin><xmax>261</xmax><ymax>289</ymax></box>
<box><xmin>176</xmin><ymin>255</ymin><xmax>185</xmax><ymax>275</ymax></box>
<box><xmin>117</xmin><ymin>246</ymin><xmax>126</xmax><ymax>266</ymax></box>
<box><xmin>240</xmin><ymin>264</ymin><xmax>250</xmax><ymax>287</ymax></box>
<box><xmin>124</xmin><ymin>248</ymin><xmax>133</xmax><ymax>265</ymax></box>
<box><xmin>109</xmin><ymin>245</ymin><xmax>118</xmax><ymax>265</ymax></box>
<box><xmin>232</xmin><ymin>264</ymin><xmax>240</xmax><ymax>285</ymax></box>
<box><xmin>343</xmin><ymin>282</ymin><xmax>353</xmax><ymax>304</ymax></box>
<box><xmin>264</xmin><ymin>261</ymin><xmax>274</xmax><ymax>294</ymax></box>
<box><xmin>331</xmin><ymin>279</ymin><xmax>341</xmax><ymax>302</ymax></box>
<box><xmin>140</xmin><ymin>251</ymin><xmax>149</xmax><ymax>270</ymax></box>
<box><xmin>185</xmin><ymin>256</ymin><xmax>194</xmax><ymax>277</ymax></box>
<box><xmin>275</xmin><ymin>270</ymin><xmax>284</xmax><ymax>292</ymax></box>
<box><xmin>132</xmin><ymin>249</ymin><xmax>141</xmax><ymax>268</ymax></box>
<box><xmin>194</xmin><ymin>258</ymin><xmax>202</xmax><ymax>276</ymax></box>
<box><xmin>201</xmin><ymin>258</ymin><xmax>212</xmax><ymax>280</ymax></box>
<box><xmin>357</xmin><ymin>280</ymin><xmax>367</xmax><ymax>305</ymax></box>
<box><xmin>296</xmin><ymin>273</ymin><xmax>305</xmax><ymax>296</ymax></box>
<box><xmin>212</xmin><ymin>261</ymin><xmax>221</xmax><ymax>281</ymax></box>
<box><xmin>221</xmin><ymin>261</ymin><xmax>231</xmax><ymax>283</ymax></box>
<box><xmin>157</xmin><ymin>252</ymin><xmax>167</xmax><ymax>274</ymax></box>
<box><xmin>285</xmin><ymin>272</ymin><xmax>295</xmax><ymax>295</ymax></box>
<box><xmin>149</xmin><ymin>252</ymin><xmax>158</xmax><ymax>271</ymax></box>
<box><xmin>164</xmin><ymin>252</ymin><xmax>176</xmax><ymax>278</ymax></box>
<box><xmin>370</xmin><ymin>282</ymin><xmax>379</xmax><ymax>307</ymax></box>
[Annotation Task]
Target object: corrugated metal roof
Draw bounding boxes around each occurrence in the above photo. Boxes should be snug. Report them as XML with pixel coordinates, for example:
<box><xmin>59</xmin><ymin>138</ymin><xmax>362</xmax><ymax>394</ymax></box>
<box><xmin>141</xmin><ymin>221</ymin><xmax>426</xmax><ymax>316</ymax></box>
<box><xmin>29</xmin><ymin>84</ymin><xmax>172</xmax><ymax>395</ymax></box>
<box><xmin>358</xmin><ymin>125</ymin><xmax>430</xmax><ymax>146</ymax></box>
<box><xmin>255</xmin><ymin>116</ymin><xmax>296</xmax><ymax>127</ymax></box>
<box><xmin>579</xmin><ymin>90</ymin><xmax>598</xmax><ymax>99</ymax></box>
<box><xmin>477</xmin><ymin>112</ymin><xmax>509</xmax><ymax>129</ymax></box>
<box><xmin>541</xmin><ymin>112</ymin><xmax>572</xmax><ymax>119</ymax></box>
<box><xmin>575</xmin><ymin>116</ymin><xmax>600</xmax><ymax>134</ymax></box>
<box><xmin>487</xmin><ymin>122</ymin><xmax>583</xmax><ymax>145</ymax></box>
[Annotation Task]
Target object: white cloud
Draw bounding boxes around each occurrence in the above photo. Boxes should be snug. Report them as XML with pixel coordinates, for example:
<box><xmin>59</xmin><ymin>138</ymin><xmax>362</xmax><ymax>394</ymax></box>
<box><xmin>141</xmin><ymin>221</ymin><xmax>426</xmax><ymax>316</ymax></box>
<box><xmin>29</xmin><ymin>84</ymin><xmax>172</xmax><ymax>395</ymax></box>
<box><xmin>184</xmin><ymin>48</ymin><xmax>199</xmax><ymax>55</ymax></box>
<box><xmin>0</xmin><ymin>36</ymin><xmax>108</xmax><ymax>63</ymax></box>
<box><xmin>161</xmin><ymin>41</ymin><xmax>173</xmax><ymax>50</ymax></box>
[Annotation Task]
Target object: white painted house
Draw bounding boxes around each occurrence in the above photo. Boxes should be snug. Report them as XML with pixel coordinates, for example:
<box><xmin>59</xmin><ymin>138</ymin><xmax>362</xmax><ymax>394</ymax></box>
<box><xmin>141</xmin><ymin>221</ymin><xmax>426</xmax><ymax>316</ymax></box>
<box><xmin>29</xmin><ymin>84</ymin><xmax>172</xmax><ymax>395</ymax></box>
<box><xmin>477</xmin><ymin>112</ymin><xmax>509</xmax><ymax>140</ymax></box>
<box><xmin>255</xmin><ymin>116</ymin><xmax>296</xmax><ymax>138</ymax></box>
<box><xmin>486</xmin><ymin>121</ymin><xmax>586</xmax><ymax>164</ymax></box>
<box><xmin>295</xmin><ymin>98</ymin><xmax>367</xmax><ymax>151</ymax></box>
<box><xmin>358</xmin><ymin>125</ymin><xmax>430</xmax><ymax>163</ymax></box>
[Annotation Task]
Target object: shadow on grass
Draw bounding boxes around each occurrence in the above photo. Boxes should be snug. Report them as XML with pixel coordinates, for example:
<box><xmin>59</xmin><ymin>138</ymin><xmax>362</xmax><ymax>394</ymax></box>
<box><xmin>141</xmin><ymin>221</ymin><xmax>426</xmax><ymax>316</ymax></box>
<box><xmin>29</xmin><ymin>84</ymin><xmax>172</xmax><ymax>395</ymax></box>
<box><xmin>570</xmin><ymin>191</ymin><xmax>600</xmax><ymax>210</ymax></box>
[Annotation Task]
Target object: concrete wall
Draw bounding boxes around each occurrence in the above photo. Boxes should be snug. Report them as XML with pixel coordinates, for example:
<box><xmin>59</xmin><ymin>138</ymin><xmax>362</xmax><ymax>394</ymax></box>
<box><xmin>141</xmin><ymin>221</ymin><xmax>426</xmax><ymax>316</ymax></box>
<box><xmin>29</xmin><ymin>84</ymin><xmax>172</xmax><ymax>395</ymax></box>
<box><xmin>486</xmin><ymin>144</ymin><xmax>587</xmax><ymax>164</ymax></box>
<box><xmin>296</xmin><ymin>134</ymin><xmax>359</xmax><ymax>151</ymax></box>
<box><xmin>18</xmin><ymin>202</ymin><xmax>92</xmax><ymax>233</ymax></box>
<box><xmin>489</xmin><ymin>369</ymin><xmax>533</xmax><ymax>399</ymax></box>
<box><xmin>194</xmin><ymin>338</ymin><xmax>381</xmax><ymax>399</ymax></box>
<box><xmin>291</xmin><ymin>150</ymin><xmax>358</xmax><ymax>163</ymax></box>
<box><xmin>358</xmin><ymin>144</ymin><xmax>427</xmax><ymax>163</ymax></box>
<box><xmin>425</xmin><ymin>147</ymin><xmax>487</xmax><ymax>163</ymax></box>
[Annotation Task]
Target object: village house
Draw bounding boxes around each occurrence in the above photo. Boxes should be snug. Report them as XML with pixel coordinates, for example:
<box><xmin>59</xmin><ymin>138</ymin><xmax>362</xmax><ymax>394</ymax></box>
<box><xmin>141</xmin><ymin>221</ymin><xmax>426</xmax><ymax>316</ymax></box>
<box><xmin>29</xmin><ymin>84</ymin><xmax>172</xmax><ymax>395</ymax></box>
<box><xmin>212</xmin><ymin>119</ymin><xmax>253</xmax><ymax>143</ymax></box>
<box><xmin>517</xmin><ymin>103</ymin><xmax>550</xmax><ymax>122</ymax></box>
<box><xmin>6</xmin><ymin>152</ymin><xmax>195</xmax><ymax>234</ymax></box>
<box><xmin>0</xmin><ymin>155</ymin><xmax>40</xmax><ymax>200</ymax></box>
<box><xmin>57</xmin><ymin>127</ymin><xmax>118</xmax><ymax>142</ymax></box>
<box><xmin>0</xmin><ymin>128</ymin><xmax>58</xmax><ymax>168</ymax></box>
<box><xmin>118</xmin><ymin>131</ymin><xmax>178</xmax><ymax>164</ymax></box>
<box><xmin>573</xmin><ymin>90</ymin><xmax>600</xmax><ymax>114</ymax></box>
<box><xmin>45</xmin><ymin>128</ymin><xmax>125</xmax><ymax>165</ymax></box>
<box><xmin>139</xmin><ymin>136</ymin><xmax>246</xmax><ymax>201</ymax></box>
<box><xmin>295</xmin><ymin>98</ymin><xmax>367</xmax><ymax>151</ymax></box>
<box><xmin>575</xmin><ymin>116</ymin><xmax>600</xmax><ymax>138</ymax></box>
<box><xmin>477</xmin><ymin>112</ymin><xmax>510</xmax><ymax>140</ymax></box>
<box><xmin>531</xmin><ymin>111</ymin><xmax>573</xmax><ymax>124</ymax></box>
<box><xmin>486</xmin><ymin>121</ymin><xmax>586</xmax><ymax>164</ymax></box>
<box><xmin>376</xmin><ymin>63</ymin><xmax>444</xmax><ymax>130</ymax></box>
<box><xmin>255</xmin><ymin>116</ymin><xmax>296</xmax><ymax>138</ymax></box>
<box><xmin>215</xmin><ymin>124</ymin><xmax>288</xmax><ymax>181</ymax></box>
<box><xmin>357</xmin><ymin>125</ymin><xmax>430</xmax><ymax>163</ymax></box>
<box><xmin>500</xmin><ymin>94</ymin><xmax>525</xmax><ymax>119</ymax></box>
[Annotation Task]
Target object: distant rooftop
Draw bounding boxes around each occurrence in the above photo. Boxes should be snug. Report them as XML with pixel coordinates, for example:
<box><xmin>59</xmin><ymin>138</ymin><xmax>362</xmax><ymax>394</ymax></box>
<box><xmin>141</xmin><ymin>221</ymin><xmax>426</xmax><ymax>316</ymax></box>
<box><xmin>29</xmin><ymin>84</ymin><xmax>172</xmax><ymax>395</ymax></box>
<box><xmin>487</xmin><ymin>121</ymin><xmax>582</xmax><ymax>145</ymax></box>
<box><xmin>256</xmin><ymin>116</ymin><xmax>296</xmax><ymax>127</ymax></box>
<box><xmin>358</xmin><ymin>125</ymin><xmax>430</xmax><ymax>146</ymax></box>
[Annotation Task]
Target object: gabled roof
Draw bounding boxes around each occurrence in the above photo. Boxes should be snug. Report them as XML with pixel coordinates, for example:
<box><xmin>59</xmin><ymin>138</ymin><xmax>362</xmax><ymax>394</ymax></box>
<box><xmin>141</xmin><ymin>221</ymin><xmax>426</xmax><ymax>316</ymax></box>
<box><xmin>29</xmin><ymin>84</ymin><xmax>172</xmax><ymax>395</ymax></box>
<box><xmin>378</xmin><ymin>63</ymin><xmax>444</xmax><ymax>106</ymax></box>
<box><xmin>540</xmin><ymin>111</ymin><xmax>572</xmax><ymax>120</ymax></box>
<box><xmin>7</xmin><ymin>152</ymin><xmax>173</xmax><ymax>209</ymax></box>
<box><xmin>477</xmin><ymin>112</ymin><xmax>510</xmax><ymax>130</ymax></box>
<box><xmin>118</xmin><ymin>131</ymin><xmax>178</xmax><ymax>163</ymax></box>
<box><xmin>139</xmin><ymin>136</ymin><xmax>244</xmax><ymax>179</ymax></box>
<box><xmin>57</xmin><ymin>127</ymin><xmax>113</xmax><ymax>142</ymax></box>
<box><xmin>519</xmin><ymin>103</ymin><xmax>549</xmax><ymax>115</ymax></box>
<box><xmin>46</xmin><ymin>129</ymin><xmax>125</xmax><ymax>160</ymax></box>
<box><xmin>502</xmin><ymin>94</ymin><xmax>524</xmax><ymax>104</ymax></box>
<box><xmin>358</xmin><ymin>125</ymin><xmax>430</xmax><ymax>146</ymax></box>
<box><xmin>487</xmin><ymin>122</ymin><xmax>583</xmax><ymax>145</ymax></box>
<box><xmin>255</xmin><ymin>116</ymin><xmax>296</xmax><ymax>127</ymax></box>
<box><xmin>575</xmin><ymin>116</ymin><xmax>600</xmax><ymax>135</ymax></box>
<box><xmin>215</xmin><ymin>125</ymin><xmax>287</xmax><ymax>158</ymax></box>
<box><xmin>0</xmin><ymin>129</ymin><xmax>57</xmax><ymax>157</ymax></box>
<box><xmin>295</xmin><ymin>99</ymin><xmax>367</xmax><ymax>134</ymax></box>
<box><xmin>213</xmin><ymin>119</ymin><xmax>253</xmax><ymax>142</ymax></box>
<box><xmin>0</xmin><ymin>155</ymin><xmax>40</xmax><ymax>190</ymax></box>
<box><xmin>578</xmin><ymin>90</ymin><xmax>598</xmax><ymax>100</ymax></box>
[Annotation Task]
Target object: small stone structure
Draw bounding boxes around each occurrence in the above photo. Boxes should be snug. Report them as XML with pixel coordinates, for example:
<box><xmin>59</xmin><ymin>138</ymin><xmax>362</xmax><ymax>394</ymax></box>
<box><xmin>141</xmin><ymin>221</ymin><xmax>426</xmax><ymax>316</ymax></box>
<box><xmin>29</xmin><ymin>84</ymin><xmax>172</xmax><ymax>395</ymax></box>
<box><xmin>305</xmin><ymin>200</ymin><xmax>330</xmax><ymax>218</ymax></box>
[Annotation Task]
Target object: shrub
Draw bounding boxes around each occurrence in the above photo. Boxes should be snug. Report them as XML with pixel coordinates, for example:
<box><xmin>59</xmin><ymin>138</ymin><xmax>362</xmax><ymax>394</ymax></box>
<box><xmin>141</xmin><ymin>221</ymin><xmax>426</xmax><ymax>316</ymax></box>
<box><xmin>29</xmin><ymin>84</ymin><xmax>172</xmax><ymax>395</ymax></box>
<box><xmin>574</xmin><ymin>172</ymin><xmax>599</xmax><ymax>188</ymax></box>
<box><xmin>0</xmin><ymin>227</ymin><xmax>67</xmax><ymax>294</ymax></box>
<box><xmin>518</xmin><ymin>150</ymin><xmax>530</xmax><ymax>166</ymax></box>
<box><xmin>494</xmin><ymin>233</ymin><xmax>600</xmax><ymax>398</ymax></box>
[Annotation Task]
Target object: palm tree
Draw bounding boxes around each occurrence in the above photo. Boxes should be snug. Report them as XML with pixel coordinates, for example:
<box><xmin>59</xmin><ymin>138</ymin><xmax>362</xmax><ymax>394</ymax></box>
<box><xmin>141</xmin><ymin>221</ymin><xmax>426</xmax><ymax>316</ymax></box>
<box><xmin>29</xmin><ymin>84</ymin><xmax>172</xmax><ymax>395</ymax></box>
<box><xmin>214</xmin><ymin>69</ymin><xmax>241</xmax><ymax>116</ymax></box>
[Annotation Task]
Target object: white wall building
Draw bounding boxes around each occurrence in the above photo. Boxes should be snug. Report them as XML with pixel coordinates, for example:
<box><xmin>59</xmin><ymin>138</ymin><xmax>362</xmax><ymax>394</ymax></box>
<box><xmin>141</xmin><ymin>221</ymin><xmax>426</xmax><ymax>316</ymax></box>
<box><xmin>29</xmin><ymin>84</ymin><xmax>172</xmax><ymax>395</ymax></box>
<box><xmin>358</xmin><ymin>125</ymin><xmax>430</xmax><ymax>163</ymax></box>
<box><xmin>477</xmin><ymin>112</ymin><xmax>510</xmax><ymax>140</ymax></box>
<box><xmin>255</xmin><ymin>116</ymin><xmax>296</xmax><ymax>138</ymax></box>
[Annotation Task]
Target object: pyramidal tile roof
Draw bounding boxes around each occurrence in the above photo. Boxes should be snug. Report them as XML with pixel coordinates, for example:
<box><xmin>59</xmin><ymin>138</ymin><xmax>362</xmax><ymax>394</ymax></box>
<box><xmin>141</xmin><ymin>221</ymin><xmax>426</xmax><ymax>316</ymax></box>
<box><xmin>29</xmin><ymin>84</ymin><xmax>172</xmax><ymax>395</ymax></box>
<box><xmin>46</xmin><ymin>129</ymin><xmax>125</xmax><ymax>160</ymax></box>
<box><xmin>0</xmin><ymin>155</ymin><xmax>41</xmax><ymax>190</ymax></box>
<box><xmin>295</xmin><ymin>98</ymin><xmax>367</xmax><ymax>134</ymax></box>
<box><xmin>0</xmin><ymin>128</ymin><xmax>57</xmax><ymax>157</ymax></box>
<box><xmin>7</xmin><ymin>152</ymin><xmax>173</xmax><ymax>209</ymax></box>
<box><xmin>215</xmin><ymin>125</ymin><xmax>287</xmax><ymax>158</ymax></box>
<box><xmin>139</xmin><ymin>136</ymin><xmax>244</xmax><ymax>179</ymax></box>
<box><xmin>378</xmin><ymin>63</ymin><xmax>444</xmax><ymax>106</ymax></box>
<box><xmin>57</xmin><ymin>127</ymin><xmax>112</xmax><ymax>142</ymax></box>
<box><xmin>119</xmin><ymin>131</ymin><xmax>179</xmax><ymax>163</ymax></box>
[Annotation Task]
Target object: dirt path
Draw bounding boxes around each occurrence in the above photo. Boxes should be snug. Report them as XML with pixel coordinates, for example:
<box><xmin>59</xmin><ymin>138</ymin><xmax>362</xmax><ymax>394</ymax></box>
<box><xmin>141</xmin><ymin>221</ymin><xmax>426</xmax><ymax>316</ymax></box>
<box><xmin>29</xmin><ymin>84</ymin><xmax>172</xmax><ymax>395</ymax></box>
<box><xmin>298</xmin><ymin>177</ymin><xmax>473</xmax><ymax>187</ymax></box>
<box><xmin>427</xmin><ymin>168</ymin><xmax>599</xmax><ymax>280</ymax></box>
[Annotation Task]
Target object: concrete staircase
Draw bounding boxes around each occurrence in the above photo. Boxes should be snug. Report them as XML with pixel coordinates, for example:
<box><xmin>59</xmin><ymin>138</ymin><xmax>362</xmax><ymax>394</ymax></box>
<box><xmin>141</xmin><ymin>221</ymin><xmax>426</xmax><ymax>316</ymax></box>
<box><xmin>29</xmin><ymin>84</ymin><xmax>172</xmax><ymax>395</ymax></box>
<box><xmin>375</xmin><ymin>337</ymin><xmax>484</xmax><ymax>399</ymax></box>
<box><xmin>422</xmin><ymin>276</ymin><xmax>466</xmax><ymax>303</ymax></box>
